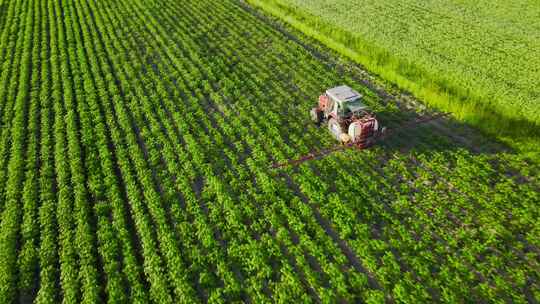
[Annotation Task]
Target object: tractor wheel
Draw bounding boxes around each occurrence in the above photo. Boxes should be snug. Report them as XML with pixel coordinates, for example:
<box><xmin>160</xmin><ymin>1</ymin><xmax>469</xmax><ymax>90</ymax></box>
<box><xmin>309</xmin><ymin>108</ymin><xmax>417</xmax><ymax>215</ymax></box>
<box><xmin>328</xmin><ymin>118</ymin><xmax>344</xmax><ymax>141</ymax></box>
<box><xmin>310</xmin><ymin>107</ymin><xmax>323</xmax><ymax>125</ymax></box>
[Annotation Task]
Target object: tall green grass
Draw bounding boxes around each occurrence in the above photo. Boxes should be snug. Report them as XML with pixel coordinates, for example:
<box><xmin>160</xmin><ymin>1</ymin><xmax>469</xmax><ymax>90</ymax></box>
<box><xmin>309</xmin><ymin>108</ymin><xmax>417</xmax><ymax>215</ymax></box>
<box><xmin>246</xmin><ymin>0</ymin><xmax>540</xmax><ymax>152</ymax></box>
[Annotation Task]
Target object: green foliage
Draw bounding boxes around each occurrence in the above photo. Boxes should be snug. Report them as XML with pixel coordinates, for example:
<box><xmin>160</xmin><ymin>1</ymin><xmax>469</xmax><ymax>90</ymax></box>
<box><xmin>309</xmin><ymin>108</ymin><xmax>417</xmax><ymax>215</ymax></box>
<box><xmin>0</xmin><ymin>0</ymin><xmax>537</xmax><ymax>302</ymax></box>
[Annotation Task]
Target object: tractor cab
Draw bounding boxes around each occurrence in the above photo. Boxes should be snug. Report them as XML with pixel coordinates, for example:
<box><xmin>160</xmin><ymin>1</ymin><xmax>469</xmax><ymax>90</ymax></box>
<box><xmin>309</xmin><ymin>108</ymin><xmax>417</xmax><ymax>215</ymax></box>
<box><xmin>322</xmin><ymin>85</ymin><xmax>369</xmax><ymax>119</ymax></box>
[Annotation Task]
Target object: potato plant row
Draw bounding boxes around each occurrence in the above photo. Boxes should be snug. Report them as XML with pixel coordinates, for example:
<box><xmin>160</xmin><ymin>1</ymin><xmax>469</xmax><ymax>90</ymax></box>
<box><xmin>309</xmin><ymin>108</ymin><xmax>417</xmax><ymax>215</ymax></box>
<box><xmin>0</xmin><ymin>0</ymin><xmax>538</xmax><ymax>303</ymax></box>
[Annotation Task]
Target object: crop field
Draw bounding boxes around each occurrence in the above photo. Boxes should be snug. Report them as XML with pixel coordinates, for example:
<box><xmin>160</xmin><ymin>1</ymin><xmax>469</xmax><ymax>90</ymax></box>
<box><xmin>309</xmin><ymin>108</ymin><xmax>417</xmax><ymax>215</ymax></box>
<box><xmin>247</xmin><ymin>0</ymin><xmax>540</xmax><ymax>142</ymax></box>
<box><xmin>0</xmin><ymin>0</ymin><xmax>539</xmax><ymax>303</ymax></box>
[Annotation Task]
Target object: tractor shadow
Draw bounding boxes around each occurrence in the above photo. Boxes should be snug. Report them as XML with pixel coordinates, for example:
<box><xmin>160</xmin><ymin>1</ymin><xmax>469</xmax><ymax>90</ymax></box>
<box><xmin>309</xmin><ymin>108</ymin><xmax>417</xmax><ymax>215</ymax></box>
<box><xmin>374</xmin><ymin>110</ymin><xmax>509</xmax><ymax>156</ymax></box>
<box><xmin>379</xmin><ymin>107</ymin><xmax>539</xmax><ymax>157</ymax></box>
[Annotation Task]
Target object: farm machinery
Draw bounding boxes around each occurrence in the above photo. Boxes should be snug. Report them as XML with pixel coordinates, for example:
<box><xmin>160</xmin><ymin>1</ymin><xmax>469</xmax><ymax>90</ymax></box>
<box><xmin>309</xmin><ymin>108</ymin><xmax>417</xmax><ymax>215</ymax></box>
<box><xmin>271</xmin><ymin>85</ymin><xmax>449</xmax><ymax>168</ymax></box>
<box><xmin>310</xmin><ymin>85</ymin><xmax>384</xmax><ymax>148</ymax></box>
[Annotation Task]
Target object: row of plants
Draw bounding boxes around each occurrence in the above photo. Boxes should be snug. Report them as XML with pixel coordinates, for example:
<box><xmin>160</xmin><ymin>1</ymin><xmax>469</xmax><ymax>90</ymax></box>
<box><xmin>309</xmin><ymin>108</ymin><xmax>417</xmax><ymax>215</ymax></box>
<box><xmin>0</xmin><ymin>0</ymin><xmax>36</xmax><ymax>300</ymax></box>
